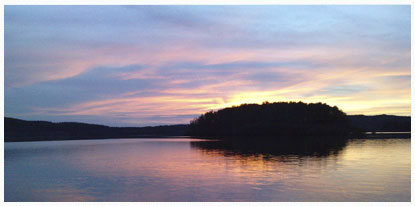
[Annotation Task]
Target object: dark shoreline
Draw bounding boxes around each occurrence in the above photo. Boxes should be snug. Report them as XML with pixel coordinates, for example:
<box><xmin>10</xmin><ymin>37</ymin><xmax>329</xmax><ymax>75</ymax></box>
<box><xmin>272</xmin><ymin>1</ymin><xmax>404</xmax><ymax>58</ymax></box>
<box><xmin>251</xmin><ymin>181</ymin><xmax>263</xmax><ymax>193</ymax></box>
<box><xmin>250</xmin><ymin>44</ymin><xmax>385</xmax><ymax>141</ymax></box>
<box><xmin>358</xmin><ymin>132</ymin><xmax>411</xmax><ymax>139</ymax></box>
<box><xmin>5</xmin><ymin>133</ymin><xmax>410</xmax><ymax>143</ymax></box>
<box><xmin>4</xmin><ymin>135</ymin><xmax>193</xmax><ymax>143</ymax></box>
<box><xmin>5</xmin><ymin>115</ymin><xmax>410</xmax><ymax>142</ymax></box>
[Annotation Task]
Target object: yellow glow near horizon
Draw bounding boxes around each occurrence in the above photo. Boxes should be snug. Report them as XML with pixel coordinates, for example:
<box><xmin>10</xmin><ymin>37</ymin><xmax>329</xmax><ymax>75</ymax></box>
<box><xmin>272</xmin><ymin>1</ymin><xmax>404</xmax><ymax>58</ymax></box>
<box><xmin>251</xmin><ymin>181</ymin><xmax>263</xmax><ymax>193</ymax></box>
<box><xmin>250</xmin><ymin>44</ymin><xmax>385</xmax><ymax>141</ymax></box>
<box><xmin>6</xmin><ymin>6</ymin><xmax>410</xmax><ymax>125</ymax></box>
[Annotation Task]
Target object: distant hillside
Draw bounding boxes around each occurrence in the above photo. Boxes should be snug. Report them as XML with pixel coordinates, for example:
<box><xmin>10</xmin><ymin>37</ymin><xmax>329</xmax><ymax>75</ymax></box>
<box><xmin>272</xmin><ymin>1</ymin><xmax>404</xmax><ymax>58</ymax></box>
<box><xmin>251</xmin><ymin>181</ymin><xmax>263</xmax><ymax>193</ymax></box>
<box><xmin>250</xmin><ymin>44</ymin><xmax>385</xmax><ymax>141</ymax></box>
<box><xmin>4</xmin><ymin>117</ymin><xmax>189</xmax><ymax>142</ymax></box>
<box><xmin>347</xmin><ymin>114</ymin><xmax>410</xmax><ymax>132</ymax></box>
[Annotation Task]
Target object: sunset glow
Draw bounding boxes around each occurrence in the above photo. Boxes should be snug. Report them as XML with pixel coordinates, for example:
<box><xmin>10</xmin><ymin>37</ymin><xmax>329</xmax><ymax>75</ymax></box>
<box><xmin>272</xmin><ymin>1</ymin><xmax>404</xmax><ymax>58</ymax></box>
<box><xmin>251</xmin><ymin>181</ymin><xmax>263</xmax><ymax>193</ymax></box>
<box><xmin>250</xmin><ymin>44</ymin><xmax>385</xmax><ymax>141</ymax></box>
<box><xmin>5</xmin><ymin>5</ymin><xmax>410</xmax><ymax>126</ymax></box>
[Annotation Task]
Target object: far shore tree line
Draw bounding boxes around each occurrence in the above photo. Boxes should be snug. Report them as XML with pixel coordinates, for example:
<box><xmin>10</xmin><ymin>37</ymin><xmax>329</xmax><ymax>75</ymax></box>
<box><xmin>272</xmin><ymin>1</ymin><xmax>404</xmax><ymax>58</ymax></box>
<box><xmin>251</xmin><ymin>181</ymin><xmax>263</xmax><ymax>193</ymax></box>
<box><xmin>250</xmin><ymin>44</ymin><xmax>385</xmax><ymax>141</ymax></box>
<box><xmin>4</xmin><ymin>101</ymin><xmax>410</xmax><ymax>142</ymax></box>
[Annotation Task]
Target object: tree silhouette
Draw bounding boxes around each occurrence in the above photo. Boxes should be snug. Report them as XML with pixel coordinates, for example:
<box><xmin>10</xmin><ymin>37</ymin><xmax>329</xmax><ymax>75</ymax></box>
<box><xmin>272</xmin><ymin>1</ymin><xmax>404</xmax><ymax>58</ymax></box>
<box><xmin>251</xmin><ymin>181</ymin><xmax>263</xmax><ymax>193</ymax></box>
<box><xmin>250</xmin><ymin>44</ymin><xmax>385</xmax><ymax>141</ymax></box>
<box><xmin>188</xmin><ymin>101</ymin><xmax>352</xmax><ymax>139</ymax></box>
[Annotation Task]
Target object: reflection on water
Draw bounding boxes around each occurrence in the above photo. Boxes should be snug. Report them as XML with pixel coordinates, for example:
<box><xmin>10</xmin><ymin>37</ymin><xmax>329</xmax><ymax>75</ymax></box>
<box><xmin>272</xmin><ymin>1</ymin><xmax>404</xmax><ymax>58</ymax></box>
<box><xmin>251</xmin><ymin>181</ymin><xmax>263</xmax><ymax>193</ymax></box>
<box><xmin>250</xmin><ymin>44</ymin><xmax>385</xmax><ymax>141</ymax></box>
<box><xmin>5</xmin><ymin>138</ymin><xmax>410</xmax><ymax>202</ymax></box>
<box><xmin>191</xmin><ymin>136</ymin><xmax>348</xmax><ymax>159</ymax></box>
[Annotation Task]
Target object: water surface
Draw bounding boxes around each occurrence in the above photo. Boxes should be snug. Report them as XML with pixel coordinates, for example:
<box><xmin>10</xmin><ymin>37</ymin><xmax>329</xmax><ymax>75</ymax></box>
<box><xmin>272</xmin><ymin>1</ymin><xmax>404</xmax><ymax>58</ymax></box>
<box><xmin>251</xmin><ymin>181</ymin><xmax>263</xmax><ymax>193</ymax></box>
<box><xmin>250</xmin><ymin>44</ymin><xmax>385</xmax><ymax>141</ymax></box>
<box><xmin>4</xmin><ymin>137</ymin><xmax>410</xmax><ymax>201</ymax></box>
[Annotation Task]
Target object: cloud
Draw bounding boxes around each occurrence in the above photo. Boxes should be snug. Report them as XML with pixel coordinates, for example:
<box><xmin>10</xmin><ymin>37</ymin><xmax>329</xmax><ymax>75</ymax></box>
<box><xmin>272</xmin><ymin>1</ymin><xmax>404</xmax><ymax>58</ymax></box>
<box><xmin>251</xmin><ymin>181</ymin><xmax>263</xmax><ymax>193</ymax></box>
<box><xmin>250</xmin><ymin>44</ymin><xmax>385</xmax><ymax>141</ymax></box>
<box><xmin>4</xmin><ymin>5</ymin><xmax>411</xmax><ymax>125</ymax></box>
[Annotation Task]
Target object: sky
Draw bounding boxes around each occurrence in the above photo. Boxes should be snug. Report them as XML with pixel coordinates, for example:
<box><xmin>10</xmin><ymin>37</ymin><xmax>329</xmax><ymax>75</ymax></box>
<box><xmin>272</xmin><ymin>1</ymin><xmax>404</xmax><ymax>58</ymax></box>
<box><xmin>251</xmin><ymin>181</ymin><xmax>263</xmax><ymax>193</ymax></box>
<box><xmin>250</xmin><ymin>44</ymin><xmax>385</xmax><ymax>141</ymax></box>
<box><xmin>4</xmin><ymin>5</ymin><xmax>411</xmax><ymax>126</ymax></box>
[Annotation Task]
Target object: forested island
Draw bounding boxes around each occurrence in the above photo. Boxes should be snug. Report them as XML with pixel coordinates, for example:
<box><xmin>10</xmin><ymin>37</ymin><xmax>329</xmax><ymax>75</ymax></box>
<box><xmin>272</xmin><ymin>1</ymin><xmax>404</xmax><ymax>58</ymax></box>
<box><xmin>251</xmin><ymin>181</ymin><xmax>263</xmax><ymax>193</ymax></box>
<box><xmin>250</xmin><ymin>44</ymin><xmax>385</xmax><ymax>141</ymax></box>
<box><xmin>188</xmin><ymin>102</ymin><xmax>352</xmax><ymax>138</ymax></box>
<box><xmin>4</xmin><ymin>101</ymin><xmax>411</xmax><ymax>142</ymax></box>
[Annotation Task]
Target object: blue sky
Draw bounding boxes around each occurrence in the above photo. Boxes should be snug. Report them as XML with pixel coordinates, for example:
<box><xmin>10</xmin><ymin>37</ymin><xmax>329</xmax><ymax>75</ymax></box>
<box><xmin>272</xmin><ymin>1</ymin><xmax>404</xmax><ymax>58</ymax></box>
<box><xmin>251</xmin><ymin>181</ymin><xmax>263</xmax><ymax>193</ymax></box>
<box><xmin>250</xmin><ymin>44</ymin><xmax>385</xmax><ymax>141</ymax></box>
<box><xmin>4</xmin><ymin>5</ymin><xmax>411</xmax><ymax>126</ymax></box>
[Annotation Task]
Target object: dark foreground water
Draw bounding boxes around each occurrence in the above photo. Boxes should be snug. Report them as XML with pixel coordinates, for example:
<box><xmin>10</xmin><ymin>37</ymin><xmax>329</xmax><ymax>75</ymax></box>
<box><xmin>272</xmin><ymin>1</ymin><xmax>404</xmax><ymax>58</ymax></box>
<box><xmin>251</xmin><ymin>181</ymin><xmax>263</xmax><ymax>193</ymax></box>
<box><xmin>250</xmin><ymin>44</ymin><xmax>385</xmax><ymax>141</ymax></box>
<box><xmin>5</xmin><ymin>137</ymin><xmax>410</xmax><ymax>202</ymax></box>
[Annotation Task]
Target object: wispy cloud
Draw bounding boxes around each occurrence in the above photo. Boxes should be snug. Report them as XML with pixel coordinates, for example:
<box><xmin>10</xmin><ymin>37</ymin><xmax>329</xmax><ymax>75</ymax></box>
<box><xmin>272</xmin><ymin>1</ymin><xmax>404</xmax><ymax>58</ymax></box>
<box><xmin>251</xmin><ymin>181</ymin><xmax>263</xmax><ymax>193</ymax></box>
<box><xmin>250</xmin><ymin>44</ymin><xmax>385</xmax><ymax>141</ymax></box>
<box><xmin>5</xmin><ymin>5</ymin><xmax>410</xmax><ymax>126</ymax></box>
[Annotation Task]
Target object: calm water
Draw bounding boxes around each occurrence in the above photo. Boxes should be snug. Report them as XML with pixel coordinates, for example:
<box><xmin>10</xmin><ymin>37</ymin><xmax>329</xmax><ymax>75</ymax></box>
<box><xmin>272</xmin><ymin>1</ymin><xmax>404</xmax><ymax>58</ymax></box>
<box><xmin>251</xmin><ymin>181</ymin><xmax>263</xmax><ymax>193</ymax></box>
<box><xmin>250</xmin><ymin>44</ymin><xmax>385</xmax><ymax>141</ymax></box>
<box><xmin>5</xmin><ymin>137</ymin><xmax>410</xmax><ymax>202</ymax></box>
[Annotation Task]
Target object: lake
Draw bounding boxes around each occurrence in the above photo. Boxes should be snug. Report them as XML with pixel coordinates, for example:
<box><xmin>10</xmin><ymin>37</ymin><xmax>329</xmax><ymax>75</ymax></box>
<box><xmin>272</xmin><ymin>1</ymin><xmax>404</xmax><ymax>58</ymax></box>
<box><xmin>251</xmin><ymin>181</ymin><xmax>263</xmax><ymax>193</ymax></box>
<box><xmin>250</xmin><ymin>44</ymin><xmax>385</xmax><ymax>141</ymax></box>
<box><xmin>4</xmin><ymin>137</ymin><xmax>410</xmax><ymax>202</ymax></box>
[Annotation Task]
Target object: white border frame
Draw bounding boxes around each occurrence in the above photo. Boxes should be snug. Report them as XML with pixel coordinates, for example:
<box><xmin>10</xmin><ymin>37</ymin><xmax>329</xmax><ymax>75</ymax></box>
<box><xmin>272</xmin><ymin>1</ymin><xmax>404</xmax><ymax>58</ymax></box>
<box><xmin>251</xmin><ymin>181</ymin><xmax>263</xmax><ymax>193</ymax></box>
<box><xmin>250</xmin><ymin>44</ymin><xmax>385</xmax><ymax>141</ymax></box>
<box><xmin>1</xmin><ymin>1</ymin><xmax>413</xmax><ymax>206</ymax></box>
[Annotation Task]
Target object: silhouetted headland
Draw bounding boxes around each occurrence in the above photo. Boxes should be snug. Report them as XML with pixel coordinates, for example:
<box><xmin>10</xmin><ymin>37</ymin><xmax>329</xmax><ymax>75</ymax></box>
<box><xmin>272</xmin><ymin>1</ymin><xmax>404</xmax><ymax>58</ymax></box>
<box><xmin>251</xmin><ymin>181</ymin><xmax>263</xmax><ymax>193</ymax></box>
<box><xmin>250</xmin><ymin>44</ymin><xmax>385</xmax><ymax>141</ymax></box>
<box><xmin>188</xmin><ymin>101</ymin><xmax>357</xmax><ymax>140</ymax></box>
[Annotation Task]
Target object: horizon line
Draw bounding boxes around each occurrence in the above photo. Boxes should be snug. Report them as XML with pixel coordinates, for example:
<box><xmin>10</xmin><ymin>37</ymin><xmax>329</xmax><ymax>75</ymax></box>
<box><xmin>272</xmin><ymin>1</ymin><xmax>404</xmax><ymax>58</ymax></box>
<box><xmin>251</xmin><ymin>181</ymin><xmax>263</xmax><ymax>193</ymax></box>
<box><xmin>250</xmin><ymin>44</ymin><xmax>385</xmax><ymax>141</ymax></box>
<box><xmin>5</xmin><ymin>112</ymin><xmax>411</xmax><ymax>128</ymax></box>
